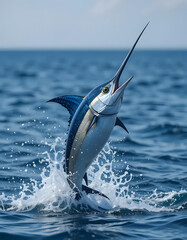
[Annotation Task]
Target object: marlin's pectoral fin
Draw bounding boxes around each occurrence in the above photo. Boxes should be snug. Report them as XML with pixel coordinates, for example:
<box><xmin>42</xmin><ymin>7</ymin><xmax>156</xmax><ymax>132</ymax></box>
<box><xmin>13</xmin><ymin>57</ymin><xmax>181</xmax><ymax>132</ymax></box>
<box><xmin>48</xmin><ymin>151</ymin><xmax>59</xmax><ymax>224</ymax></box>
<box><xmin>115</xmin><ymin>117</ymin><xmax>129</xmax><ymax>133</ymax></box>
<box><xmin>87</xmin><ymin>115</ymin><xmax>98</xmax><ymax>132</ymax></box>
<box><xmin>83</xmin><ymin>172</ymin><xmax>88</xmax><ymax>185</ymax></box>
<box><xmin>47</xmin><ymin>95</ymin><xmax>84</xmax><ymax>123</ymax></box>
<box><xmin>82</xmin><ymin>185</ymin><xmax>109</xmax><ymax>200</ymax></box>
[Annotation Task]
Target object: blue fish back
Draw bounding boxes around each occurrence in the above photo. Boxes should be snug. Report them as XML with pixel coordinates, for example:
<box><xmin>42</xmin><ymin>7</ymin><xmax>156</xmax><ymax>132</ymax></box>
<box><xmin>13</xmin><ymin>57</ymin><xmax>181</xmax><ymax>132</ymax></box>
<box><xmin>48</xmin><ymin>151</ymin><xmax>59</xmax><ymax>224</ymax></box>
<box><xmin>65</xmin><ymin>81</ymin><xmax>109</xmax><ymax>172</ymax></box>
<box><xmin>65</xmin><ymin>99</ymin><xmax>89</xmax><ymax>172</ymax></box>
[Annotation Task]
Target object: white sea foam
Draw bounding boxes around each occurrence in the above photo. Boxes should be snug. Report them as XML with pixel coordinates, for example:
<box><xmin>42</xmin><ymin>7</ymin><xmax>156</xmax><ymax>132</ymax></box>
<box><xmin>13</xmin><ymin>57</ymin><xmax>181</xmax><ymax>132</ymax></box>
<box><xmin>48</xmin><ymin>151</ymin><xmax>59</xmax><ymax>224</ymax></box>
<box><xmin>0</xmin><ymin>137</ymin><xmax>186</xmax><ymax>213</ymax></box>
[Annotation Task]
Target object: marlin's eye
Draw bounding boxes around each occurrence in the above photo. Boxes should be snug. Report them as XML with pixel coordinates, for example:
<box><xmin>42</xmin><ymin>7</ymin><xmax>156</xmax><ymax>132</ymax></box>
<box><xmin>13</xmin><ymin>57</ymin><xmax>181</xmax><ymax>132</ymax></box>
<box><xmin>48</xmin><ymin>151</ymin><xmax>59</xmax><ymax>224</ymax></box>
<box><xmin>102</xmin><ymin>87</ymin><xmax>109</xmax><ymax>93</ymax></box>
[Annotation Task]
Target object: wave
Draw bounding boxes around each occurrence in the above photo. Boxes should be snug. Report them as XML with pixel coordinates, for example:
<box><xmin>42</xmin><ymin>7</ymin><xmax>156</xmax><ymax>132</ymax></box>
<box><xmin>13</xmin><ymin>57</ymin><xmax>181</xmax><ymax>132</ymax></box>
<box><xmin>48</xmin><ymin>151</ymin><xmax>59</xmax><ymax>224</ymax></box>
<box><xmin>14</xmin><ymin>70</ymin><xmax>37</xmax><ymax>78</ymax></box>
<box><xmin>144</xmin><ymin>123</ymin><xmax>187</xmax><ymax>135</ymax></box>
<box><xmin>0</xmin><ymin>138</ymin><xmax>186</xmax><ymax>214</ymax></box>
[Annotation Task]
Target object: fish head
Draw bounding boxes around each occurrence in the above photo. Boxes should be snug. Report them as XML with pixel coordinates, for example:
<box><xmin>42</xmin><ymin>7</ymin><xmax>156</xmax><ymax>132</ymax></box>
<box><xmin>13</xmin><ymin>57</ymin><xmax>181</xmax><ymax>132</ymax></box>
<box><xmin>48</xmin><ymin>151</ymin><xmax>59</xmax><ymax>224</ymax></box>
<box><xmin>89</xmin><ymin>22</ymin><xmax>149</xmax><ymax>116</ymax></box>
<box><xmin>89</xmin><ymin>74</ymin><xmax>133</xmax><ymax>115</ymax></box>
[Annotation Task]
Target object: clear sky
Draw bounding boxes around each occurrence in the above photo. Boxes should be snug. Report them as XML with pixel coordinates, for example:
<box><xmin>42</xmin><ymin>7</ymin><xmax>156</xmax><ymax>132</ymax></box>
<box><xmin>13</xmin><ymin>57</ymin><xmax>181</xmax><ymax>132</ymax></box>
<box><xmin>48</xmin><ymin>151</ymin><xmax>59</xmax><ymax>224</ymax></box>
<box><xmin>0</xmin><ymin>0</ymin><xmax>187</xmax><ymax>49</ymax></box>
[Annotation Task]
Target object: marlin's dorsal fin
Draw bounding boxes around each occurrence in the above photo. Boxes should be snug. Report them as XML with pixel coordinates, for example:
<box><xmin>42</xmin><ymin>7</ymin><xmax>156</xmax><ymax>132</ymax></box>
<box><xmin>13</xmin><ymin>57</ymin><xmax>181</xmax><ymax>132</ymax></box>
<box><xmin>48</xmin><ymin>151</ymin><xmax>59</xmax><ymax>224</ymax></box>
<box><xmin>115</xmin><ymin>117</ymin><xmax>129</xmax><ymax>133</ymax></box>
<box><xmin>48</xmin><ymin>95</ymin><xmax>84</xmax><ymax>123</ymax></box>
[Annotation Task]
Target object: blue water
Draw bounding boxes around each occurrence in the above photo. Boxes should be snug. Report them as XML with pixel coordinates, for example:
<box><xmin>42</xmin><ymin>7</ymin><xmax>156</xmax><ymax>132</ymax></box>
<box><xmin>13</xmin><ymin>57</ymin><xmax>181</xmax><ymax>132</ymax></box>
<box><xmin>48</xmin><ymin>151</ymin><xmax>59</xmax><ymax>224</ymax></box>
<box><xmin>0</xmin><ymin>50</ymin><xmax>186</xmax><ymax>239</ymax></box>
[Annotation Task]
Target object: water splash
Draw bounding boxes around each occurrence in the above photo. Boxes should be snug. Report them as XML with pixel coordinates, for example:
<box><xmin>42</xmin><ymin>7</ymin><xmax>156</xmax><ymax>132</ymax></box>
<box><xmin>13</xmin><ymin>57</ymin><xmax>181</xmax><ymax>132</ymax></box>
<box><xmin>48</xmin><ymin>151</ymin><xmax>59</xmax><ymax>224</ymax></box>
<box><xmin>0</xmin><ymin>137</ymin><xmax>186</xmax><ymax>213</ymax></box>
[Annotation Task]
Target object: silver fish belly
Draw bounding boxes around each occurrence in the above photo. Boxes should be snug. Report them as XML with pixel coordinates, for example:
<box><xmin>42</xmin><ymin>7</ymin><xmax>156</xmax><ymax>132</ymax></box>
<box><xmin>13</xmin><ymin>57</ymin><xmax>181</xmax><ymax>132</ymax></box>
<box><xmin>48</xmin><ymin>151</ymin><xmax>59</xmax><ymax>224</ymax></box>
<box><xmin>68</xmin><ymin>109</ymin><xmax>116</xmax><ymax>190</ymax></box>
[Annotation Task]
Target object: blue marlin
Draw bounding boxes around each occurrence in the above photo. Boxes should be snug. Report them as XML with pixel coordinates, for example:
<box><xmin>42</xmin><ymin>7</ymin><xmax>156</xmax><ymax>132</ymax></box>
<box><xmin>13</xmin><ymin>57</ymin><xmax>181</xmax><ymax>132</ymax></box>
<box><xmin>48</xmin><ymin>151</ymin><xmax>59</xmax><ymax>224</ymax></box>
<box><xmin>48</xmin><ymin>23</ymin><xmax>148</xmax><ymax>200</ymax></box>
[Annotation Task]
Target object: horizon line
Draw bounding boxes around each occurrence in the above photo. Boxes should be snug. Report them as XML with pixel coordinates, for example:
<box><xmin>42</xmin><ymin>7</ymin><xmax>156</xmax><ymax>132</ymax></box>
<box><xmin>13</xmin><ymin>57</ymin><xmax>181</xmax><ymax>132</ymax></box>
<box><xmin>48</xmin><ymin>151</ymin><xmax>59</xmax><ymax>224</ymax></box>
<box><xmin>0</xmin><ymin>47</ymin><xmax>187</xmax><ymax>51</ymax></box>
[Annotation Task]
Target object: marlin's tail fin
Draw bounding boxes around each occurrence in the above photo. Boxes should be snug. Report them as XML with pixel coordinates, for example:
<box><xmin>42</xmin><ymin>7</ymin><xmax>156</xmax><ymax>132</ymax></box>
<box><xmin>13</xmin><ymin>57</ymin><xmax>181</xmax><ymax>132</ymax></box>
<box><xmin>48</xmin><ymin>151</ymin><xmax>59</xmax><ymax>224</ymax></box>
<box><xmin>82</xmin><ymin>185</ymin><xmax>109</xmax><ymax>200</ymax></box>
<box><xmin>68</xmin><ymin>178</ymin><xmax>109</xmax><ymax>200</ymax></box>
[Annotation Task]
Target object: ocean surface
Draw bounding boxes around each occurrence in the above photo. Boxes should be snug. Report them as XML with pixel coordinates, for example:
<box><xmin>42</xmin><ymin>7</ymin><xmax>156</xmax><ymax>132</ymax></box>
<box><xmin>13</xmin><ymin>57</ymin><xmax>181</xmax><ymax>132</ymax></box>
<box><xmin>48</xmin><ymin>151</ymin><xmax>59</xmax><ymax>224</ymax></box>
<box><xmin>0</xmin><ymin>50</ymin><xmax>186</xmax><ymax>240</ymax></box>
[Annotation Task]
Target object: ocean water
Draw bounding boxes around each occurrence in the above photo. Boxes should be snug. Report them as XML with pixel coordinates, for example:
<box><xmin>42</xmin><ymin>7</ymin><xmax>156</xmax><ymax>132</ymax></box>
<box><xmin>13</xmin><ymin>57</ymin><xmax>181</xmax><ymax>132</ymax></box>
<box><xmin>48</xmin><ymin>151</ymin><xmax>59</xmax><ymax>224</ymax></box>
<box><xmin>0</xmin><ymin>50</ymin><xmax>186</xmax><ymax>240</ymax></box>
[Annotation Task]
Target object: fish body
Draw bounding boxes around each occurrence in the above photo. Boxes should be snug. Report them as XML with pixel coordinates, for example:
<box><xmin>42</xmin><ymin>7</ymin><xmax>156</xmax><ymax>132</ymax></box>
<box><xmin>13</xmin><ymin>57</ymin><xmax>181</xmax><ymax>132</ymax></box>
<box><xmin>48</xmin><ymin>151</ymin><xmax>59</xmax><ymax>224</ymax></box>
<box><xmin>48</xmin><ymin>23</ymin><xmax>149</xmax><ymax>199</ymax></box>
<box><xmin>69</xmin><ymin>109</ymin><xmax>116</xmax><ymax>190</ymax></box>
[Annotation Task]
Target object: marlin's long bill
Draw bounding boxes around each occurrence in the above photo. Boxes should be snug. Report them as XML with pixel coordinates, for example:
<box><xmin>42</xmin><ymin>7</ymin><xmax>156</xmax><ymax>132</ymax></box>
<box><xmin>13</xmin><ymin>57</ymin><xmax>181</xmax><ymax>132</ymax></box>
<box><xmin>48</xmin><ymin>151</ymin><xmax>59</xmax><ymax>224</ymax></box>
<box><xmin>48</xmin><ymin>23</ymin><xmax>149</xmax><ymax>201</ymax></box>
<box><xmin>113</xmin><ymin>22</ymin><xmax>149</xmax><ymax>90</ymax></box>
